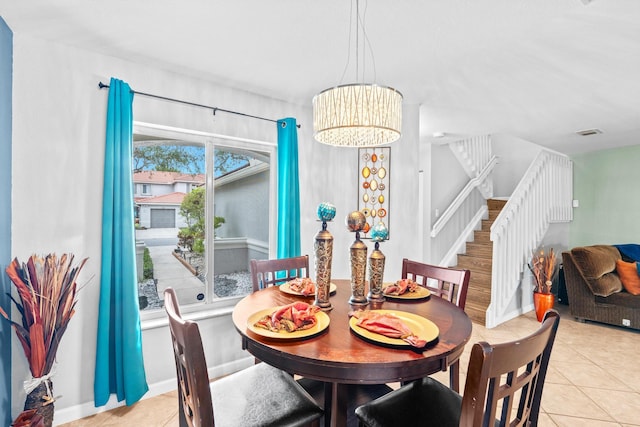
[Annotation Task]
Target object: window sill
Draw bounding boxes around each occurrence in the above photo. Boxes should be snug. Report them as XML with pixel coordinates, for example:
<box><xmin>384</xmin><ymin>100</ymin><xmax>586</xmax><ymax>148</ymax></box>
<box><xmin>140</xmin><ymin>295</ymin><xmax>244</xmax><ymax>331</ymax></box>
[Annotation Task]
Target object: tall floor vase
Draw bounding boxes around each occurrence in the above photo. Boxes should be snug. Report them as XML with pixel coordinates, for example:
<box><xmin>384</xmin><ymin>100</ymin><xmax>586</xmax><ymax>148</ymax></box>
<box><xmin>533</xmin><ymin>292</ymin><xmax>555</xmax><ymax>322</ymax></box>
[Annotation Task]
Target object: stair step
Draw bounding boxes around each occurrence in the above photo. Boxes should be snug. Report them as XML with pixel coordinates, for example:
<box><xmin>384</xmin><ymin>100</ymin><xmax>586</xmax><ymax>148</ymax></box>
<box><xmin>487</xmin><ymin>209</ymin><xmax>502</xmax><ymax>221</ymax></box>
<box><xmin>468</xmin><ymin>279</ymin><xmax>491</xmax><ymax>293</ymax></box>
<box><xmin>467</xmin><ymin>288</ymin><xmax>491</xmax><ymax>305</ymax></box>
<box><xmin>481</xmin><ymin>219</ymin><xmax>495</xmax><ymax>231</ymax></box>
<box><xmin>487</xmin><ymin>198</ymin><xmax>507</xmax><ymax>211</ymax></box>
<box><xmin>473</xmin><ymin>230</ymin><xmax>491</xmax><ymax>243</ymax></box>
<box><xmin>468</xmin><ymin>277</ymin><xmax>491</xmax><ymax>291</ymax></box>
<box><xmin>456</xmin><ymin>254</ymin><xmax>492</xmax><ymax>273</ymax></box>
<box><xmin>467</xmin><ymin>270</ymin><xmax>492</xmax><ymax>284</ymax></box>
<box><xmin>454</xmin><ymin>197</ymin><xmax>507</xmax><ymax>327</ymax></box>
<box><xmin>465</xmin><ymin>242</ymin><xmax>493</xmax><ymax>258</ymax></box>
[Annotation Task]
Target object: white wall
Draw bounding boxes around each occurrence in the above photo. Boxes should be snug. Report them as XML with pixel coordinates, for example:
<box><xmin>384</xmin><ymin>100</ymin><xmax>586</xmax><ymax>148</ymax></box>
<box><xmin>491</xmin><ymin>133</ymin><xmax>543</xmax><ymax>197</ymax></box>
<box><xmin>298</xmin><ymin>104</ymin><xmax>422</xmax><ymax>283</ymax></box>
<box><xmin>10</xmin><ymin>34</ymin><xmax>424</xmax><ymax>423</ymax></box>
<box><xmin>215</xmin><ymin>170</ymin><xmax>269</xmax><ymax>242</ymax></box>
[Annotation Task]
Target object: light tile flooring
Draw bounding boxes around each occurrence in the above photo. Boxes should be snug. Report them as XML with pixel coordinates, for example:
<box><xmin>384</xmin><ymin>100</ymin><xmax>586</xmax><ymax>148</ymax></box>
<box><xmin>60</xmin><ymin>304</ymin><xmax>640</xmax><ymax>426</ymax></box>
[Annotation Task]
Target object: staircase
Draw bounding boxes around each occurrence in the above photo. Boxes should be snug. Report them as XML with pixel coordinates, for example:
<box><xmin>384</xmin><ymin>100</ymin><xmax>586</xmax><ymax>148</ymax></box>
<box><xmin>454</xmin><ymin>198</ymin><xmax>506</xmax><ymax>325</ymax></box>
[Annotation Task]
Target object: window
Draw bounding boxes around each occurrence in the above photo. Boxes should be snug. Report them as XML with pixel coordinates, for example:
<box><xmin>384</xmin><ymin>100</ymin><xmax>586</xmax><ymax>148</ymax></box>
<box><xmin>133</xmin><ymin>123</ymin><xmax>276</xmax><ymax>313</ymax></box>
<box><xmin>141</xmin><ymin>184</ymin><xmax>150</xmax><ymax>195</ymax></box>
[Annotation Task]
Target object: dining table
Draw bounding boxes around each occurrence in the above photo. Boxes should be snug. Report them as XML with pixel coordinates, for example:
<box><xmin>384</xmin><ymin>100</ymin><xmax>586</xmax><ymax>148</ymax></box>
<box><xmin>231</xmin><ymin>279</ymin><xmax>473</xmax><ymax>427</ymax></box>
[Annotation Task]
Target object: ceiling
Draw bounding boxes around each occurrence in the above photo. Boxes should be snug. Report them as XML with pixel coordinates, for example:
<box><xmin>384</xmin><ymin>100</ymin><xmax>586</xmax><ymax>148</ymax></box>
<box><xmin>1</xmin><ymin>0</ymin><xmax>639</xmax><ymax>155</ymax></box>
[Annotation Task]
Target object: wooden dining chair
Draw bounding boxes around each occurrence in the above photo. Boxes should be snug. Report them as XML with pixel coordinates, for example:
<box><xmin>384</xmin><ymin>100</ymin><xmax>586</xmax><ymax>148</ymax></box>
<box><xmin>402</xmin><ymin>258</ymin><xmax>470</xmax><ymax>309</ymax></box>
<box><xmin>402</xmin><ymin>258</ymin><xmax>470</xmax><ymax>392</ymax></box>
<box><xmin>163</xmin><ymin>287</ymin><xmax>323</xmax><ymax>427</ymax></box>
<box><xmin>250</xmin><ymin>255</ymin><xmax>310</xmax><ymax>292</ymax></box>
<box><xmin>355</xmin><ymin>309</ymin><xmax>560</xmax><ymax>427</ymax></box>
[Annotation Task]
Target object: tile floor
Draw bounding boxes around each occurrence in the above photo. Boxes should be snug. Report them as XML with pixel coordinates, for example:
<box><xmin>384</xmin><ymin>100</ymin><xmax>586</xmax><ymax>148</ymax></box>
<box><xmin>59</xmin><ymin>304</ymin><xmax>640</xmax><ymax>426</ymax></box>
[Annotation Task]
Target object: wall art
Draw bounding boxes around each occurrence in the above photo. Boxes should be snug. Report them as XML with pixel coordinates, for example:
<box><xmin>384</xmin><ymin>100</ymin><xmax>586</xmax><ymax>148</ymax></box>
<box><xmin>357</xmin><ymin>147</ymin><xmax>390</xmax><ymax>239</ymax></box>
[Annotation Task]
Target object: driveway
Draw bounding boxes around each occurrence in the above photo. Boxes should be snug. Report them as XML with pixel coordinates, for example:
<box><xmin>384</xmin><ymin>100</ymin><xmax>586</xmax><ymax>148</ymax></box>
<box><xmin>137</xmin><ymin>228</ymin><xmax>205</xmax><ymax>307</ymax></box>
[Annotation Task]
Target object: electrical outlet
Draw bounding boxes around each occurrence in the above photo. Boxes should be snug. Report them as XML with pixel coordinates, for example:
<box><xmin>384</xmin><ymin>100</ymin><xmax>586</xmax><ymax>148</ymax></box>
<box><xmin>622</xmin><ymin>319</ymin><xmax>631</xmax><ymax>327</ymax></box>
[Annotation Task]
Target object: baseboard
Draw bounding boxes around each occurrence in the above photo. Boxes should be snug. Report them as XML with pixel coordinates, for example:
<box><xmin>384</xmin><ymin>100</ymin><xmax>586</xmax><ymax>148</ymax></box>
<box><xmin>52</xmin><ymin>357</ymin><xmax>254</xmax><ymax>426</ymax></box>
<box><xmin>486</xmin><ymin>303</ymin><xmax>535</xmax><ymax>328</ymax></box>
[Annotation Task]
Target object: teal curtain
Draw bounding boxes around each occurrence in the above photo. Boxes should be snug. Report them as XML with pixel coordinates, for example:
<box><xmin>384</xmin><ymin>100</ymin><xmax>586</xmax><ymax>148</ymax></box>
<box><xmin>276</xmin><ymin>118</ymin><xmax>301</xmax><ymax>258</ymax></box>
<box><xmin>95</xmin><ymin>77</ymin><xmax>148</xmax><ymax>406</ymax></box>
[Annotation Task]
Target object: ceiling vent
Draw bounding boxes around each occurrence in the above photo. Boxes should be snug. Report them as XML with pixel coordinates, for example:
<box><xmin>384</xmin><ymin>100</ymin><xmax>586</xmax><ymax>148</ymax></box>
<box><xmin>575</xmin><ymin>128</ymin><xmax>602</xmax><ymax>136</ymax></box>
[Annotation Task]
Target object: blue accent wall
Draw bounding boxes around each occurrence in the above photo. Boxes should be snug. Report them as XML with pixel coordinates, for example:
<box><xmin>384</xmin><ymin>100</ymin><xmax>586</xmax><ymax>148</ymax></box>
<box><xmin>0</xmin><ymin>16</ymin><xmax>12</xmax><ymax>427</ymax></box>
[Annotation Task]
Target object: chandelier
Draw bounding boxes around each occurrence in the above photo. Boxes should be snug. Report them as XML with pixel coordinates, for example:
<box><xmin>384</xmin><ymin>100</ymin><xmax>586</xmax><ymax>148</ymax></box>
<box><xmin>312</xmin><ymin>1</ymin><xmax>403</xmax><ymax>147</ymax></box>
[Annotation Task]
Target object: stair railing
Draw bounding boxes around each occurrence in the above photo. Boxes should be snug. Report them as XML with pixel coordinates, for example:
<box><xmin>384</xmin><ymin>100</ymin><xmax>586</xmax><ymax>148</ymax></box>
<box><xmin>487</xmin><ymin>150</ymin><xmax>572</xmax><ymax>327</ymax></box>
<box><xmin>430</xmin><ymin>136</ymin><xmax>496</xmax><ymax>267</ymax></box>
<box><xmin>449</xmin><ymin>135</ymin><xmax>494</xmax><ymax>198</ymax></box>
<box><xmin>431</xmin><ymin>156</ymin><xmax>497</xmax><ymax>238</ymax></box>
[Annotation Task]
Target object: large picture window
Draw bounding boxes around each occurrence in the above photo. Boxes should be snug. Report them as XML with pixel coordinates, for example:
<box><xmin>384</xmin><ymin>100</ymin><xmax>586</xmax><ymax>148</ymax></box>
<box><xmin>132</xmin><ymin>123</ymin><xmax>276</xmax><ymax>312</ymax></box>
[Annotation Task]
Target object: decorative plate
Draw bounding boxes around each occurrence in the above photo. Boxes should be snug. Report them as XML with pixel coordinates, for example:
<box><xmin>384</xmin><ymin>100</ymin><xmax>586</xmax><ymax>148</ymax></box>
<box><xmin>247</xmin><ymin>308</ymin><xmax>330</xmax><ymax>340</ymax></box>
<box><xmin>349</xmin><ymin>310</ymin><xmax>439</xmax><ymax>347</ymax></box>
<box><xmin>382</xmin><ymin>283</ymin><xmax>431</xmax><ymax>300</ymax></box>
<box><xmin>279</xmin><ymin>282</ymin><xmax>337</xmax><ymax>296</ymax></box>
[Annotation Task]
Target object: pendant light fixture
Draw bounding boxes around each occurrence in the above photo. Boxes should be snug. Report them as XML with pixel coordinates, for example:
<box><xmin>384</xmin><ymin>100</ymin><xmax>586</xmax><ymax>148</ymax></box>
<box><xmin>312</xmin><ymin>0</ymin><xmax>403</xmax><ymax>147</ymax></box>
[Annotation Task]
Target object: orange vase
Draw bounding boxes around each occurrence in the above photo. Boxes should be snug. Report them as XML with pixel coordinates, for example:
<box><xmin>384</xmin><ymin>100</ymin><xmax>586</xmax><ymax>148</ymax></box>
<box><xmin>533</xmin><ymin>292</ymin><xmax>555</xmax><ymax>322</ymax></box>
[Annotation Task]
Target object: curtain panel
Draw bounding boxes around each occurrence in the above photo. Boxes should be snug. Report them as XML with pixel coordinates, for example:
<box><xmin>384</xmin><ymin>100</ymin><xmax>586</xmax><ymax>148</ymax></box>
<box><xmin>95</xmin><ymin>77</ymin><xmax>148</xmax><ymax>406</ymax></box>
<box><xmin>276</xmin><ymin>118</ymin><xmax>301</xmax><ymax>259</ymax></box>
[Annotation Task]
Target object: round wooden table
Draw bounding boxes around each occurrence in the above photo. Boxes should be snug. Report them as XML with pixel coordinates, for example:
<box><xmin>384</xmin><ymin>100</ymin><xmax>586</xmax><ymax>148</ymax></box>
<box><xmin>232</xmin><ymin>280</ymin><xmax>472</xmax><ymax>427</ymax></box>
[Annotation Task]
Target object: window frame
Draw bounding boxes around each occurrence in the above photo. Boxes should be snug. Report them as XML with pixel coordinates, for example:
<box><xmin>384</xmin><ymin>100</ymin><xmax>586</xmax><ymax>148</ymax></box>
<box><xmin>133</xmin><ymin>121</ymin><xmax>278</xmax><ymax>323</ymax></box>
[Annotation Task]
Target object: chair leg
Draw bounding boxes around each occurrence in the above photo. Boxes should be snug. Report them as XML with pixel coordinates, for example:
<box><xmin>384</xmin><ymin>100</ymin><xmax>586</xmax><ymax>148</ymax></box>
<box><xmin>449</xmin><ymin>360</ymin><xmax>460</xmax><ymax>393</ymax></box>
<box><xmin>178</xmin><ymin>401</ymin><xmax>188</xmax><ymax>427</ymax></box>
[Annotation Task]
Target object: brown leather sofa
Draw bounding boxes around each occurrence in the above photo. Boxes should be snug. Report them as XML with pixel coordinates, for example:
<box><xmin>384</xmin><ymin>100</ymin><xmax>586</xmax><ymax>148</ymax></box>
<box><xmin>562</xmin><ymin>245</ymin><xmax>640</xmax><ymax>330</ymax></box>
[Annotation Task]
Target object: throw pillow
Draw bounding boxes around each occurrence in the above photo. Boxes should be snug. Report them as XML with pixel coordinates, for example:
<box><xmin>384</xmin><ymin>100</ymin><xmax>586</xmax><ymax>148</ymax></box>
<box><xmin>615</xmin><ymin>259</ymin><xmax>640</xmax><ymax>295</ymax></box>
<box><xmin>571</xmin><ymin>245</ymin><xmax>623</xmax><ymax>296</ymax></box>
<box><xmin>571</xmin><ymin>245</ymin><xmax>621</xmax><ymax>279</ymax></box>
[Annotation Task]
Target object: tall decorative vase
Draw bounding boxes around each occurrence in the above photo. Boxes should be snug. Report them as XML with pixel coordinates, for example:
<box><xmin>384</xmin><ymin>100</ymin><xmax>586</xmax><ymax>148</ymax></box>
<box><xmin>314</xmin><ymin>203</ymin><xmax>336</xmax><ymax>311</ymax></box>
<box><xmin>533</xmin><ymin>292</ymin><xmax>555</xmax><ymax>322</ymax></box>
<box><xmin>367</xmin><ymin>222</ymin><xmax>389</xmax><ymax>303</ymax></box>
<box><xmin>367</xmin><ymin>242</ymin><xmax>385</xmax><ymax>302</ymax></box>
<box><xmin>346</xmin><ymin>211</ymin><xmax>368</xmax><ymax>306</ymax></box>
<box><xmin>24</xmin><ymin>379</ymin><xmax>54</xmax><ymax>427</ymax></box>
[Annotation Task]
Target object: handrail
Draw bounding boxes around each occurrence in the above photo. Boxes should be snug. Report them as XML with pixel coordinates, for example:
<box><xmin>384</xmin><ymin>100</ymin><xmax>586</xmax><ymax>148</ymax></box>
<box><xmin>431</xmin><ymin>156</ymin><xmax>498</xmax><ymax>238</ymax></box>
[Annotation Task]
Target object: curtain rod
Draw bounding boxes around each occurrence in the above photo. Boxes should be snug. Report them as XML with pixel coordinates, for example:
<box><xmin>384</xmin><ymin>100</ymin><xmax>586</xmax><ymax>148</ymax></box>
<box><xmin>97</xmin><ymin>81</ymin><xmax>300</xmax><ymax>128</ymax></box>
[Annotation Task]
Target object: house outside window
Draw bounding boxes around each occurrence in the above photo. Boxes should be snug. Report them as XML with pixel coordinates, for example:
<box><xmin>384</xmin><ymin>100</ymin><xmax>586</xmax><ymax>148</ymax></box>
<box><xmin>132</xmin><ymin>123</ymin><xmax>276</xmax><ymax>314</ymax></box>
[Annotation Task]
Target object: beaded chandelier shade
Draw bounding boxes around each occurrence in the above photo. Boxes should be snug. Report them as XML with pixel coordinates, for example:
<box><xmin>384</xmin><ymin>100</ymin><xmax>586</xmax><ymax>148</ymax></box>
<box><xmin>312</xmin><ymin>0</ymin><xmax>403</xmax><ymax>148</ymax></box>
<box><xmin>313</xmin><ymin>84</ymin><xmax>403</xmax><ymax>147</ymax></box>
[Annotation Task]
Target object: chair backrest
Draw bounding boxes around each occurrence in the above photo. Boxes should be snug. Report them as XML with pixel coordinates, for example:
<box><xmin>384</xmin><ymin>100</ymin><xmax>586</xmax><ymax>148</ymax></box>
<box><xmin>164</xmin><ymin>287</ymin><xmax>215</xmax><ymax>427</ymax></box>
<box><xmin>460</xmin><ymin>309</ymin><xmax>560</xmax><ymax>427</ymax></box>
<box><xmin>250</xmin><ymin>255</ymin><xmax>310</xmax><ymax>292</ymax></box>
<box><xmin>401</xmin><ymin>258</ymin><xmax>470</xmax><ymax>309</ymax></box>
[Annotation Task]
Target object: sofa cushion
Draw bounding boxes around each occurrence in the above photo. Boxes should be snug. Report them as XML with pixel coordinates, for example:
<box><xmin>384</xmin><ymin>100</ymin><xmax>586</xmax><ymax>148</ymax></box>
<box><xmin>595</xmin><ymin>291</ymin><xmax>640</xmax><ymax>309</ymax></box>
<box><xmin>616</xmin><ymin>260</ymin><xmax>640</xmax><ymax>295</ymax></box>
<box><xmin>571</xmin><ymin>245</ymin><xmax>623</xmax><ymax>297</ymax></box>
